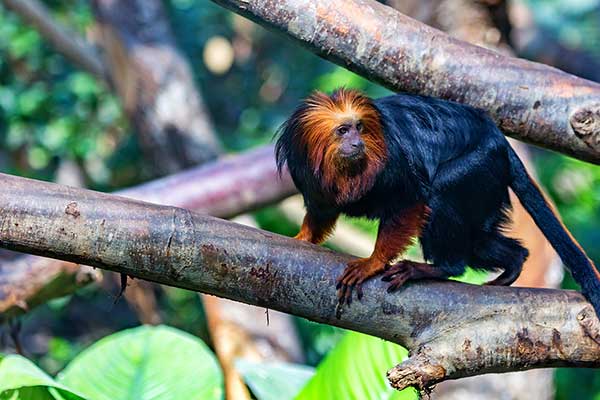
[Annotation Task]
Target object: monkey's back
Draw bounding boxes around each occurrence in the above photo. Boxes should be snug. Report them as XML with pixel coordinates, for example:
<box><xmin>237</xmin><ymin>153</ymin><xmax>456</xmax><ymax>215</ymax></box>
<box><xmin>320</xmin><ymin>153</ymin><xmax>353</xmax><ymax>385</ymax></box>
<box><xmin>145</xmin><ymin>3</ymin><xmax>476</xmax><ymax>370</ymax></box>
<box><xmin>374</xmin><ymin>93</ymin><xmax>510</xmax><ymax>185</ymax></box>
<box><xmin>373</xmin><ymin>93</ymin><xmax>515</xmax><ymax>268</ymax></box>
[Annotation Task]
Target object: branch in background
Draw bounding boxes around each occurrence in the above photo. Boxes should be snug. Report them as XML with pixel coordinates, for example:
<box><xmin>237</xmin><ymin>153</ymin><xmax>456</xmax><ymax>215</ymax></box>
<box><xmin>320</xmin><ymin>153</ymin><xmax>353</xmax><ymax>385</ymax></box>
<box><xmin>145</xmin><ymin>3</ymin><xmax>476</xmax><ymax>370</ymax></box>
<box><xmin>278</xmin><ymin>196</ymin><xmax>374</xmax><ymax>257</ymax></box>
<box><xmin>212</xmin><ymin>0</ymin><xmax>600</xmax><ymax>164</ymax></box>
<box><xmin>91</xmin><ymin>0</ymin><xmax>222</xmax><ymax>174</ymax></box>
<box><xmin>0</xmin><ymin>257</ymin><xmax>99</xmax><ymax>323</ymax></box>
<box><xmin>0</xmin><ymin>173</ymin><xmax>599</xmax><ymax>392</ymax></box>
<box><xmin>0</xmin><ymin>145</ymin><xmax>296</xmax><ymax>320</ymax></box>
<box><xmin>119</xmin><ymin>146</ymin><xmax>296</xmax><ymax>219</ymax></box>
<box><xmin>2</xmin><ymin>0</ymin><xmax>224</xmax><ymax>174</ymax></box>
<box><xmin>1</xmin><ymin>0</ymin><xmax>107</xmax><ymax>79</ymax></box>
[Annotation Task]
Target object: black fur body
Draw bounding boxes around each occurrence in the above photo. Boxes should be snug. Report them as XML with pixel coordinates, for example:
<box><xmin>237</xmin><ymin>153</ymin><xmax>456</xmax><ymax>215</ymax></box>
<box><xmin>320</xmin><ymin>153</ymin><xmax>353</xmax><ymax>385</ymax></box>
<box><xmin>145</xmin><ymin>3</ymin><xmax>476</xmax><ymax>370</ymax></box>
<box><xmin>277</xmin><ymin>92</ymin><xmax>600</xmax><ymax>315</ymax></box>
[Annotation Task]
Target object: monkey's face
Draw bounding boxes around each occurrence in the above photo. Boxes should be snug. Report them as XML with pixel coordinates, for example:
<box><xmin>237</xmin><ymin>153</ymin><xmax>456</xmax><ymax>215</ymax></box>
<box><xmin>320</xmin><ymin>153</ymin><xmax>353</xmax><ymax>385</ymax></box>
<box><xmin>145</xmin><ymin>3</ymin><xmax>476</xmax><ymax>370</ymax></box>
<box><xmin>334</xmin><ymin>119</ymin><xmax>366</xmax><ymax>163</ymax></box>
<box><xmin>297</xmin><ymin>89</ymin><xmax>385</xmax><ymax>177</ymax></box>
<box><xmin>276</xmin><ymin>88</ymin><xmax>387</xmax><ymax>203</ymax></box>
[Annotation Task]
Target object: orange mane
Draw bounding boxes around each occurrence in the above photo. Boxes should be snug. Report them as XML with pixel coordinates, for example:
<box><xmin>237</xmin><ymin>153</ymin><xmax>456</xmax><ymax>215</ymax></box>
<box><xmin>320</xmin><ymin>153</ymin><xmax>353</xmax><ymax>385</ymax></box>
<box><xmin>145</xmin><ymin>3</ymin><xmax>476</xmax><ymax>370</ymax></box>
<box><xmin>299</xmin><ymin>88</ymin><xmax>387</xmax><ymax>204</ymax></box>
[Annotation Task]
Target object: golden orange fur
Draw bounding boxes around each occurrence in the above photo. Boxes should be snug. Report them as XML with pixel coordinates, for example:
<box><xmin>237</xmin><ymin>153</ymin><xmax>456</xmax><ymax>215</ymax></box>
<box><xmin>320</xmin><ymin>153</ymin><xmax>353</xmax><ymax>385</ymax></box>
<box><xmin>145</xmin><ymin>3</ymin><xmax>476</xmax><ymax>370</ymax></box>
<box><xmin>298</xmin><ymin>88</ymin><xmax>387</xmax><ymax>204</ymax></box>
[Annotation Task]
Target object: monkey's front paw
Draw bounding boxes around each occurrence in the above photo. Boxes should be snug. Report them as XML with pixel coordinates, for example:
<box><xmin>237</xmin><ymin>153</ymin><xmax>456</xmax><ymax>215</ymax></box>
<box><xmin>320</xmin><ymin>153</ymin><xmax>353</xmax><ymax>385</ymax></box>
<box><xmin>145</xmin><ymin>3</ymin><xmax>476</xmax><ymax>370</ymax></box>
<box><xmin>381</xmin><ymin>260</ymin><xmax>436</xmax><ymax>292</ymax></box>
<box><xmin>335</xmin><ymin>257</ymin><xmax>385</xmax><ymax>306</ymax></box>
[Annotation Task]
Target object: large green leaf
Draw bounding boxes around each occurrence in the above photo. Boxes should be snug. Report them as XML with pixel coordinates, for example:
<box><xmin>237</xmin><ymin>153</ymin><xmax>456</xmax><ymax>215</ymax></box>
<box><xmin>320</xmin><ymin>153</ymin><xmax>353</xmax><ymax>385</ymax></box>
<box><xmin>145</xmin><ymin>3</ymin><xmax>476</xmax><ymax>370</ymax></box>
<box><xmin>236</xmin><ymin>360</ymin><xmax>314</xmax><ymax>400</ymax></box>
<box><xmin>296</xmin><ymin>332</ymin><xmax>418</xmax><ymax>400</ymax></box>
<box><xmin>0</xmin><ymin>354</ymin><xmax>85</xmax><ymax>400</ymax></box>
<box><xmin>57</xmin><ymin>325</ymin><xmax>223</xmax><ymax>400</ymax></box>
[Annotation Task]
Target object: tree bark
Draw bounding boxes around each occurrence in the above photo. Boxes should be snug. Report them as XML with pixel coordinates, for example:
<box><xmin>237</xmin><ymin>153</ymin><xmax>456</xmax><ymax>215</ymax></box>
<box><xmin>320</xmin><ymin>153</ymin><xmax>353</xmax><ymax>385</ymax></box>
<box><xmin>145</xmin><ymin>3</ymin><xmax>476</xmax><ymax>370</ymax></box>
<box><xmin>212</xmin><ymin>0</ymin><xmax>600</xmax><ymax>164</ymax></box>
<box><xmin>0</xmin><ymin>145</ymin><xmax>296</xmax><ymax>320</ymax></box>
<box><xmin>0</xmin><ymin>172</ymin><xmax>598</xmax><ymax>392</ymax></box>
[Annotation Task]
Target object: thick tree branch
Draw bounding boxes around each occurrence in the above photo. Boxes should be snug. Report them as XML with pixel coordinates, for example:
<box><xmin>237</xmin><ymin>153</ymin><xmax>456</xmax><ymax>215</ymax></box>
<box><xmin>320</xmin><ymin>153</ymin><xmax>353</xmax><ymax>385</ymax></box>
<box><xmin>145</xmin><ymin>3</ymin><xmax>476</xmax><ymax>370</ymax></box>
<box><xmin>0</xmin><ymin>173</ymin><xmax>598</xmax><ymax>392</ymax></box>
<box><xmin>0</xmin><ymin>145</ymin><xmax>296</xmax><ymax>319</ymax></box>
<box><xmin>212</xmin><ymin>0</ymin><xmax>600</xmax><ymax>164</ymax></box>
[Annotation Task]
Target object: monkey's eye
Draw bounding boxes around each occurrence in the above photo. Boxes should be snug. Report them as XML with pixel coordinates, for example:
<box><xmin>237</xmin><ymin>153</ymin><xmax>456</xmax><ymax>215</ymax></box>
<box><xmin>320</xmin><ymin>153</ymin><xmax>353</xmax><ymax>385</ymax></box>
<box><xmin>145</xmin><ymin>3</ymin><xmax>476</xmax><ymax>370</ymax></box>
<box><xmin>356</xmin><ymin>122</ymin><xmax>363</xmax><ymax>131</ymax></box>
<box><xmin>337</xmin><ymin>126</ymin><xmax>349</xmax><ymax>135</ymax></box>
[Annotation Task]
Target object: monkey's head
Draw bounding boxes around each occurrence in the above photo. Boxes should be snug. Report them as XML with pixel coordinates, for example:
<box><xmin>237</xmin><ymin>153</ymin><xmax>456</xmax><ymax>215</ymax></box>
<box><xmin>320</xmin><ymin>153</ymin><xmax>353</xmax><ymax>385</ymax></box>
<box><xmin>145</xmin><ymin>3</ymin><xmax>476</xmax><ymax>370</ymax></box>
<box><xmin>276</xmin><ymin>88</ymin><xmax>387</xmax><ymax>203</ymax></box>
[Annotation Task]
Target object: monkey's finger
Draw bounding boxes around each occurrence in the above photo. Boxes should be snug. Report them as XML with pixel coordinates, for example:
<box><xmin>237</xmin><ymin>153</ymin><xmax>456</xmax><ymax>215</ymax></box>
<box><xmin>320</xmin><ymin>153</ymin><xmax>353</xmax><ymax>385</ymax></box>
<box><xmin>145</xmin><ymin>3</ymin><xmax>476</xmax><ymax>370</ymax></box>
<box><xmin>337</xmin><ymin>285</ymin><xmax>346</xmax><ymax>300</ymax></box>
<box><xmin>337</xmin><ymin>285</ymin><xmax>346</xmax><ymax>303</ymax></box>
<box><xmin>336</xmin><ymin>271</ymin><xmax>352</xmax><ymax>288</ymax></box>
<box><xmin>356</xmin><ymin>282</ymin><xmax>364</xmax><ymax>300</ymax></box>
<box><xmin>344</xmin><ymin>285</ymin><xmax>353</xmax><ymax>305</ymax></box>
<box><xmin>387</xmin><ymin>273</ymin><xmax>410</xmax><ymax>292</ymax></box>
<box><xmin>381</xmin><ymin>270</ymin><xmax>399</xmax><ymax>281</ymax></box>
<box><xmin>381</xmin><ymin>273</ymin><xmax>394</xmax><ymax>282</ymax></box>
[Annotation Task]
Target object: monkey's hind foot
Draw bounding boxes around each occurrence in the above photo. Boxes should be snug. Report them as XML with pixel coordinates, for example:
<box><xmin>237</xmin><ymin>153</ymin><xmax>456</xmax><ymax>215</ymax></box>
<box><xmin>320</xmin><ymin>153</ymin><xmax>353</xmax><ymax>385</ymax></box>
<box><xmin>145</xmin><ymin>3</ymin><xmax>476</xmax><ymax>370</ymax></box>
<box><xmin>336</xmin><ymin>257</ymin><xmax>386</xmax><ymax>306</ymax></box>
<box><xmin>382</xmin><ymin>260</ymin><xmax>443</xmax><ymax>292</ymax></box>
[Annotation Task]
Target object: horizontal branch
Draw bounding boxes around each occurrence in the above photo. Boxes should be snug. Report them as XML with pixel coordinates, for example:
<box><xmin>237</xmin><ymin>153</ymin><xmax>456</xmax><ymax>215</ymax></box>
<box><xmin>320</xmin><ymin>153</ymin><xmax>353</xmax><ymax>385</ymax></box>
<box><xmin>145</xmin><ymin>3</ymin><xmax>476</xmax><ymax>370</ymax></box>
<box><xmin>0</xmin><ymin>172</ymin><xmax>599</xmax><ymax>391</ymax></box>
<box><xmin>0</xmin><ymin>145</ymin><xmax>296</xmax><ymax>319</ymax></box>
<box><xmin>212</xmin><ymin>0</ymin><xmax>600</xmax><ymax>164</ymax></box>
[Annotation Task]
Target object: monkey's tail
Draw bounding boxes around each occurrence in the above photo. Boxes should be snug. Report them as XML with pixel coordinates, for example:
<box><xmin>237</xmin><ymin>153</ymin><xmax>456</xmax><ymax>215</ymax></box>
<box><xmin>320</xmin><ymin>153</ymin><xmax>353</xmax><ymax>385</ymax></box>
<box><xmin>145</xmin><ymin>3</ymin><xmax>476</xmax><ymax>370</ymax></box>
<box><xmin>508</xmin><ymin>147</ymin><xmax>600</xmax><ymax>317</ymax></box>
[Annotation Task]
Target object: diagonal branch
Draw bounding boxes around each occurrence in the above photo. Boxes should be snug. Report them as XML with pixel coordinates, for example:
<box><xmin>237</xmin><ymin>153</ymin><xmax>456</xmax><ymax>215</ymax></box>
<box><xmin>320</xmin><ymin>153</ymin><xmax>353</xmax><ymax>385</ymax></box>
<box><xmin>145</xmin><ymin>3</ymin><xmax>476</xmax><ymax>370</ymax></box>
<box><xmin>0</xmin><ymin>145</ymin><xmax>296</xmax><ymax>320</ymax></box>
<box><xmin>1</xmin><ymin>0</ymin><xmax>106</xmax><ymax>79</ymax></box>
<box><xmin>211</xmin><ymin>0</ymin><xmax>600</xmax><ymax>164</ymax></box>
<box><xmin>0</xmin><ymin>172</ymin><xmax>599</xmax><ymax>392</ymax></box>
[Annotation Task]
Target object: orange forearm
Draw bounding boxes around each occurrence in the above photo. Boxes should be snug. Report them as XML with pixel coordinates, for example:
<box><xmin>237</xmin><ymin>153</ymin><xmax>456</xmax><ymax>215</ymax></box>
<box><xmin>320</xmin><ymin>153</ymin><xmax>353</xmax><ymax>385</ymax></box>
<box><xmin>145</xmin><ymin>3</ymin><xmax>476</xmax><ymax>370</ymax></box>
<box><xmin>295</xmin><ymin>211</ymin><xmax>338</xmax><ymax>244</ymax></box>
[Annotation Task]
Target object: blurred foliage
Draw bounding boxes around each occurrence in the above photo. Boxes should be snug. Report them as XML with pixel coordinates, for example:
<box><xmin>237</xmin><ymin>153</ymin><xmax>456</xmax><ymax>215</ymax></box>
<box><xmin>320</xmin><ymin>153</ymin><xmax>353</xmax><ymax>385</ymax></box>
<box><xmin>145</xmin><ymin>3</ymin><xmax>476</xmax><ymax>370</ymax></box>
<box><xmin>0</xmin><ymin>2</ymin><xmax>142</xmax><ymax>190</ymax></box>
<box><xmin>524</xmin><ymin>0</ymin><xmax>600</xmax><ymax>54</ymax></box>
<box><xmin>296</xmin><ymin>332</ymin><xmax>416</xmax><ymax>400</ymax></box>
<box><xmin>1</xmin><ymin>326</ymin><xmax>223</xmax><ymax>400</ymax></box>
<box><xmin>0</xmin><ymin>0</ymin><xmax>598</xmax><ymax>399</ymax></box>
<box><xmin>236</xmin><ymin>360</ymin><xmax>315</xmax><ymax>400</ymax></box>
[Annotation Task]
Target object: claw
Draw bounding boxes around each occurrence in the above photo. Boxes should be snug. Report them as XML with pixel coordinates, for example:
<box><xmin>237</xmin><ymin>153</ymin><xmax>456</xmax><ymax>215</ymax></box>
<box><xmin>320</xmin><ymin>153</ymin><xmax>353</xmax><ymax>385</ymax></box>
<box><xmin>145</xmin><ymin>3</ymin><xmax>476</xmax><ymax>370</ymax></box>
<box><xmin>335</xmin><ymin>257</ymin><xmax>386</xmax><ymax>307</ymax></box>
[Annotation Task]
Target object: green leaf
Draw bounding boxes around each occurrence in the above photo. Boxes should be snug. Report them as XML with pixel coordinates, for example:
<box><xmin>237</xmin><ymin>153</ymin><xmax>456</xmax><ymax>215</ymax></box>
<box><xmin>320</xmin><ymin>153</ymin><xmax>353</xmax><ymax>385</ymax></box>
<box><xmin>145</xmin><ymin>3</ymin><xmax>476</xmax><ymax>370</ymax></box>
<box><xmin>68</xmin><ymin>73</ymin><xmax>100</xmax><ymax>98</ymax></box>
<box><xmin>57</xmin><ymin>325</ymin><xmax>223</xmax><ymax>400</ymax></box>
<box><xmin>0</xmin><ymin>354</ymin><xmax>85</xmax><ymax>400</ymax></box>
<box><xmin>236</xmin><ymin>360</ymin><xmax>314</xmax><ymax>400</ymax></box>
<box><xmin>296</xmin><ymin>332</ymin><xmax>418</xmax><ymax>400</ymax></box>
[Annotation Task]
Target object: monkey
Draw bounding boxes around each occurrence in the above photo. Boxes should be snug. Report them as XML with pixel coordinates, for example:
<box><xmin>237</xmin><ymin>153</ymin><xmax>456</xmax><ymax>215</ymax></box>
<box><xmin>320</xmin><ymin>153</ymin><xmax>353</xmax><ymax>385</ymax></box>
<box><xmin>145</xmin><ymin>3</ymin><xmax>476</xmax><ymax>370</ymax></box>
<box><xmin>275</xmin><ymin>87</ymin><xmax>600</xmax><ymax>317</ymax></box>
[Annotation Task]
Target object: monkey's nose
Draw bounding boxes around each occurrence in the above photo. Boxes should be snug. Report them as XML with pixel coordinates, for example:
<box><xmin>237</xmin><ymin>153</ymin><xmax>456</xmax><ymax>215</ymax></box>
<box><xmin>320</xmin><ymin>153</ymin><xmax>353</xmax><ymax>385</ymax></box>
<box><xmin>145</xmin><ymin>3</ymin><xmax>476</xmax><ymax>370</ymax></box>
<box><xmin>351</xmin><ymin>141</ymin><xmax>365</xmax><ymax>151</ymax></box>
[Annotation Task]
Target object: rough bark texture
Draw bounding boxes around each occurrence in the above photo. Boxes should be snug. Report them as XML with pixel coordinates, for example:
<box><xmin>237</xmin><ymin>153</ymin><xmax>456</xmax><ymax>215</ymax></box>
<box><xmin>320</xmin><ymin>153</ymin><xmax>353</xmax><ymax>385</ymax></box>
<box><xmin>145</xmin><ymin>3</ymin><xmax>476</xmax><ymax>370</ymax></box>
<box><xmin>0</xmin><ymin>146</ymin><xmax>296</xmax><ymax>319</ymax></box>
<box><xmin>0</xmin><ymin>173</ymin><xmax>599</xmax><ymax>392</ymax></box>
<box><xmin>212</xmin><ymin>0</ymin><xmax>600</xmax><ymax>164</ymax></box>
<box><xmin>1</xmin><ymin>0</ymin><xmax>106</xmax><ymax>79</ymax></box>
<box><xmin>92</xmin><ymin>0</ymin><xmax>222</xmax><ymax>174</ymax></box>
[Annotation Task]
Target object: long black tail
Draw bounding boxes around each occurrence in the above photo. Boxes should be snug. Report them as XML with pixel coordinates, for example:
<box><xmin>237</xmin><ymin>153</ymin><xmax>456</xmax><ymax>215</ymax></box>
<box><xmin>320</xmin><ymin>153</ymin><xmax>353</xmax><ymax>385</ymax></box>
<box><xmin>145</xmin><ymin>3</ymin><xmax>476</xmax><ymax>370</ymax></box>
<box><xmin>508</xmin><ymin>147</ymin><xmax>600</xmax><ymax>317</ymax></box>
